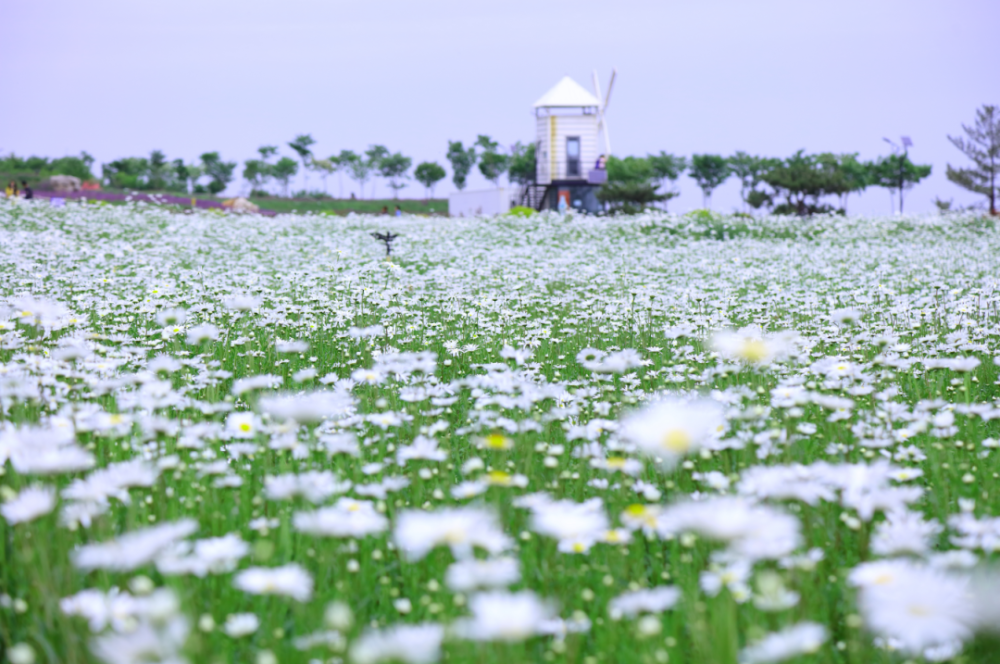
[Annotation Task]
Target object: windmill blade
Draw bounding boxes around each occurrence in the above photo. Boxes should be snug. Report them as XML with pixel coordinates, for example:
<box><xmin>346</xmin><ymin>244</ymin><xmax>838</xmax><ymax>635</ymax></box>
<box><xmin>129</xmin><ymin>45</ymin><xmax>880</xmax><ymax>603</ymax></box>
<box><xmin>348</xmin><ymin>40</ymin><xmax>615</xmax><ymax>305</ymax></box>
<box><xmin>603</xmin><ymin>68</ymin><xmax>617</xmax><ymax>112</ymax></box>
<box><xmin>599</xmin><ymin>69</ymin><xmax>616</xmax><ymax>155</ymax></box>
<box><xmin>592</xmin><ymin>69</ymin><xmax>611</xmax><ymax>156</ymax></box>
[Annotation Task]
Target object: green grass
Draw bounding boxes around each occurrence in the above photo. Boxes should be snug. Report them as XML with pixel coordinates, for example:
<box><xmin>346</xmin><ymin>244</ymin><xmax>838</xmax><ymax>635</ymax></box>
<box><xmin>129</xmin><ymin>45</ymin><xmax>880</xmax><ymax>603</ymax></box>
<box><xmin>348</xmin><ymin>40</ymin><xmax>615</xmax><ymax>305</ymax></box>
<box><xmin>248</xmin><ymin>196</ymin><xmax>448</xmax><ymax>216</ymax></box>
<box><xmin>0</xmin><ymin>201</ymin><xmax>999</xmax><ymax>664</ymax></box>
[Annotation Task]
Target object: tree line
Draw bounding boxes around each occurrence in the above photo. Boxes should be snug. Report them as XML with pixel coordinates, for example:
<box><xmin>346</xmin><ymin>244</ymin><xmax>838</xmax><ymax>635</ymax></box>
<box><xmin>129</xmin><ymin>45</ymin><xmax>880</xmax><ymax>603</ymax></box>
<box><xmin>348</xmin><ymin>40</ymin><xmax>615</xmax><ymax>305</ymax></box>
<box><xmin>598</xmin><ymin>150</ymin><xmax>934</xmax><ymax>216</ymax></box>
<box><xmin>3</xmin><ymin>106</ymin><xmax>996</xmax><ymax>212</ymax></box>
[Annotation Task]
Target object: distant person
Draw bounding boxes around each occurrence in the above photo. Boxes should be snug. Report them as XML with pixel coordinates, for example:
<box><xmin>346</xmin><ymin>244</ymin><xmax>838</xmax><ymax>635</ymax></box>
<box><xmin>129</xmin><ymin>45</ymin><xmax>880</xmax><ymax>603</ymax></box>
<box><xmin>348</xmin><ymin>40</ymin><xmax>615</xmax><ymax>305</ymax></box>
<box><xmin>6</xmin><ymin>181</ymin><xmax>18</xmax><ymax>198</ymax></box>
<box><xmin>350</xmin><ymin>192</ymin><xmax>357</xmax><ymax>200</ymax></box>
<box><xmin>595</xmin><ymin>155</ymin><xmax>607</xmax><ymax>170</ymax></box>
<box><xmin>394</xmin><ymin>205</ymin><xmax>402</xmax><ymax>217</ymax></box>
<box><xmin>381</xmin><ymin>205</ymin><xmax>389</xmax><ymax>215</ymax></box>
<box><xmin>21</xmin><ymin>181</ymin><xmax>32</xmax><ymax>200</ymax></box>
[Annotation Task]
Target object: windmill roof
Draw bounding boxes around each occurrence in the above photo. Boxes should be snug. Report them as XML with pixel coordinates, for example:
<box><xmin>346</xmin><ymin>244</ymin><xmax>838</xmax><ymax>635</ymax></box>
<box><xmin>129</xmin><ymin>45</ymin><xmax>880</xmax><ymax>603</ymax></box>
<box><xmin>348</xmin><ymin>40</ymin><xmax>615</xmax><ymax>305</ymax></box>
<box><xmin>533</xmin><ymin>76</ymin><xmax>601</xmax><ymax>108</ymax></box>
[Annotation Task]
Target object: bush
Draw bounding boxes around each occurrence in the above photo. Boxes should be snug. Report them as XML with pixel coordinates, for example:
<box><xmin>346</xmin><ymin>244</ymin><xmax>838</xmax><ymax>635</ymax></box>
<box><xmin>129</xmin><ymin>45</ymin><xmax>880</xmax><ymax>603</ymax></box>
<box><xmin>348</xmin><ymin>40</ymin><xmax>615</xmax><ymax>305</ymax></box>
<box><xmin>507</xmin><ymin>206</ymin><xmax>535</xmax><ymax>218</ymax></box>
<box><xmin>48</xmin><ymin>156</ymin><xmax>94</xmax><ymax>181</ymax></box>
<box><xmin>684</xmin><ymin>209</ymin><xmax>721</xmax><ymax>224</ymax></box>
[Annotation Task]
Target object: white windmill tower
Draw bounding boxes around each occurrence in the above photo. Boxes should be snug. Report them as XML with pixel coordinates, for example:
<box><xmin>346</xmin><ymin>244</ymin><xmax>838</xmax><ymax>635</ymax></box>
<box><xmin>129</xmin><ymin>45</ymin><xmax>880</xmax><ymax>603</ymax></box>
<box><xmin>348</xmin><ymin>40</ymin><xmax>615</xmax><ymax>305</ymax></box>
<box><xmin>528</xmin><ymin>70</ymin><xmax>616</xmax><ymax>212</ymax></box>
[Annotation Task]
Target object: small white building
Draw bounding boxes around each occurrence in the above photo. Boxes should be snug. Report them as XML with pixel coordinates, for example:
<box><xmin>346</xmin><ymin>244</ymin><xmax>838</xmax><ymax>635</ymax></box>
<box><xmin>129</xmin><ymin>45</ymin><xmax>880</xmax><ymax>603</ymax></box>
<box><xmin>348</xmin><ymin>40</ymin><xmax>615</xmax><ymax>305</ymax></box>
<box><xmin>534</xmin><ymin>76</ymin><xmax>602</xmax><ymax>185</ymax></box>
<box><xmin>448</xmin><ymin>187</ymin><xmax>512</xmax><ymax>217</ymax></box>
<box><xmin>528</xmin><ymin>76</ymin><xmax>609</xmax><ymax>213</ymax></box>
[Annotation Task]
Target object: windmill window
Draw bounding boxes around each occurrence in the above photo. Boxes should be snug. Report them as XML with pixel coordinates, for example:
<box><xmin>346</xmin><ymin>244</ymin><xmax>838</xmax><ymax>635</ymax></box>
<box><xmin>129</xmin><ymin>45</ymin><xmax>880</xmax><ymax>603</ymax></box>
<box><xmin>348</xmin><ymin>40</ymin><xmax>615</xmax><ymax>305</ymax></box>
<box><xmin>566</xmin><ymin>137</ymin><xmax>581</xmax><ymax>177</ymax></box>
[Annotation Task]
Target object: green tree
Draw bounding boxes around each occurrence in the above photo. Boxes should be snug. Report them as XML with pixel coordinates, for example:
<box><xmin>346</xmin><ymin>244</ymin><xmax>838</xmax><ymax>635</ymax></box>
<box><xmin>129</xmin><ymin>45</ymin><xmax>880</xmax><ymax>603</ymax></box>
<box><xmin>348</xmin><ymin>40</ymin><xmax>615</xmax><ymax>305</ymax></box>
<box><xmin>727</xmin><ymin>152</ymin><xmax>775</xmax><ymax>212</ymax></box>
<box><xmin>836</xmin><ymin>153</ymin><xmax>871</xmax><ymax>214</ymax></box>
<box><xmin>288</xmin><ymin>134</ymin><xmax>316</xmax><ymax>191</ymax></box>
<box><xmin>339</xmin><ymin>150</ymin><xmax>371</xmax><ymax>199</ymax></box>
<box><xmin>148</xmin><ymin>150</ymin><xmax>171</xmax><ymax>190</ymax></box>
<box><xmin>330</xmin><ymin>150</ymin><xmax>358</xmax><ymax>198</ymax></box>
<box><xmin>200</xmin><ymin>152</ymin><xmax>237</xmax><ymax>195</ymax></box>
<box><xmin>311</xmin><ymin>158</ymin><xmax>336</xmax><ymax>196</ymax></box>
<box><xmin>597</xmin><ymin>156</ymin><xmax>667</xmax><ymax>214</ymax></box>
<box><xmin>173</xmin><ymin>160</ymin><xmax>201</xmax><ymax>194</ymax></box>
<box><xmin>365</xmin><ymin>145</ymin><xmax>390</xmax><ymax>198</ymax></box>
<box><xmin>946</xmin><ymin>104</ymin><xmax>999</xmax><ymax>215</ymax></box>
<box><xmin>761</xmin><ymin>150</ymin><xmax>851</xmax><ymax>216</ymax></box>
<box><xmin>647</xmin><ymin>151</ymin><xmax>687</xmax><ymax>210</ymax></box>
<box><xmin>414</xmin><ymin>162</ymin><xmax>446</xmax><ymax>198</ymax></box>
<box><xmin>379</xmin><ymin>152</ymin><xmax>413</xmax><ymax>198</ymax></box>
<box><xmin>869</xmin><ymin>152</ymin><xmax>932</xmax><ymax>214</ymax></box>
<box><xmin>258</xmin><ymin>146</ymin><xmax>278</xmax><ymax>162</ymax></box>
<box><xmin>446</xmin><ymin>140</ymin><xmax>477</xmax><ymax>191</ymax></box>
<box><xmin>48</xmin><ymin>156</ymin><xmax>95</xmax><ymax>182</ymax></box>
<box><xmin>243</xmin><ymin>159</ymin><xmax>271</xmax><ymax>195</ymax></box>
<box><xmin>475</xmin><ymin>135</ymin><xmax>509</xmax><ymax>186</ymax></box>
<box><xmin>271</xmin><ymin>157</ymin><xmax>299</xmax><ymax>197</ymax></box>
<box><xmin>508</xmin><ymin>142</ymin><xmax>537</xmax><ymax>186</ymax></box>
<box><xmin>688</xmin><ymin>154</ymin><xmax>731</xmax><ymax>209</ymax></box>
<box><xmin>102</xmin><ymin>157</ymin><xmax>151</xmax><ymax>190</ymax></box>
<box><xmin>762</xmin><ymin>150</ymin><xmax>825</xmax><ymax>215</ymax></box>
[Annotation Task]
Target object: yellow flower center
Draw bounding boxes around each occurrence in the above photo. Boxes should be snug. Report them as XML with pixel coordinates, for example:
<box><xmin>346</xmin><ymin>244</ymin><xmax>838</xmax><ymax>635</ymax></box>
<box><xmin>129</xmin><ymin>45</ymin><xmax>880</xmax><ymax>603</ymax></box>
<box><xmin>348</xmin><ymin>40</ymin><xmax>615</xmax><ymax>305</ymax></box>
<box><xmin>606</xmin><ymin>457</ymin><xmax>626</xmax><ymax>469</ymax></box>
<box><xmin>239</xmin><ymin>422</ymin><xmax>252</xmax><ymax>432</ymax></box>
<box><xmin>739</xmin><ymin>339</ymin><xmax>768</xmax><ymax>363</ymax></box>
<box><xmin>662</xmin><ymin>428</ymin><xmax>692</xmax><ymax>453</ymax></box>
<box><xmin>484</xmin><ymin>433</ymin><xmax>511</xmax><ymax>449</ymax></box>
<box><xmin>487</xmin><ymin>471</ymin><xmax>511</xmax><ymax>486</ymax></box>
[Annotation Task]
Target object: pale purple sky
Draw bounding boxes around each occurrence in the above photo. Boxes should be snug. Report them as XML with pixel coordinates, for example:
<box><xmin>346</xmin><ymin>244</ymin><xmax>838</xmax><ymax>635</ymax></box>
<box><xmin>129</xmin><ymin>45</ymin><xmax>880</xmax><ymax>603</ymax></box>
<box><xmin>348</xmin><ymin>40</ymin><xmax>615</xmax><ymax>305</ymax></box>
<box><xmin>3</xmin><ymin>0</ymin><xmax>997</xmax><ymax>213</ymax></box>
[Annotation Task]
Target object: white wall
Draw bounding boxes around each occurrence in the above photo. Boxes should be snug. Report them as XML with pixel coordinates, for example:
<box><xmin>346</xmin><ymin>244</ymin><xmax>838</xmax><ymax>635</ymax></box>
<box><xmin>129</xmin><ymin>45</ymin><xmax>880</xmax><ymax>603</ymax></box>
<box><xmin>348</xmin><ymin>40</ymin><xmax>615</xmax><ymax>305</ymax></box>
<box><xmin>448</xmin><ymin>188</ymin><xmax>511</xmax><ymax>217</ymax></box>
<box><xmin>536</xmin><ymin>113</ymin><xmax>600</xmax><ymax>184</ymax></box>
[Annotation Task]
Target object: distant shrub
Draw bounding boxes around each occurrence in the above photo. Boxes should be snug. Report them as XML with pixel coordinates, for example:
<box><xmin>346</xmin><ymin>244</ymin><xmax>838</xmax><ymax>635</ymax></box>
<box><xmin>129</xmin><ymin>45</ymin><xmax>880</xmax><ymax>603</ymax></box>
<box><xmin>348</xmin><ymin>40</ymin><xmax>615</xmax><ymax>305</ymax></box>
<box><xmin>685</xmin><ymin>209</ymin><xmax>720</xmax><ymax>223</ymax></box>
<box><xmin>507</xmin><ymin>206</ymin><xmax>535</xmax><ymax>218</ymax></box>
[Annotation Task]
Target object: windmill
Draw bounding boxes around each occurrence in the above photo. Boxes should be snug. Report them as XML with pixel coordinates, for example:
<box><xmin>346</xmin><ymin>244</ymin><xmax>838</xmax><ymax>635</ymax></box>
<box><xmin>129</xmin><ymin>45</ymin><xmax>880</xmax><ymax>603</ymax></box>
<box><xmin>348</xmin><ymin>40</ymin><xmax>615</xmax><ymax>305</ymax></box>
<box><xmin>592</xmin><ymin>68</ymin><xmax>617</xmax><ymax>157</ymax></box>
<box><xmin>526</xmin><ymin>71</ymin><xmax>619</xmax><ymax>213</ymax></box>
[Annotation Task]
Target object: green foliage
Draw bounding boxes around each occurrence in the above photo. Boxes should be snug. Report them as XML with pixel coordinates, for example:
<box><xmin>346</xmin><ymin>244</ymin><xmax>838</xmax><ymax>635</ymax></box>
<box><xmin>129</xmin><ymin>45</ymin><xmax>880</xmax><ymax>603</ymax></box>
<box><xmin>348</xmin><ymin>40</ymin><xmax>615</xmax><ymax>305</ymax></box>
<box><xmin>598</xmin><ymin>156</ymin><xmax>668</xmax><ymax>214</ymax></box>
<box><xmin>46</xmin><ymin>156</ymin><xmax>94</xmax><ymax>181</ymax></box>
<box><xmin>446</xmin><ymin>141</ymin><xmax>477</xmax><ymax>191</ymax></box>
<box><xmin>271</xmin><ymin>157</ymin><xmax>299</xmax><ymax>197</ymax></box>
<box><xmin>288</xmin><ymin>134</ymin><xmax>315</xmax><ymax>161</ymax></box>
<box><xmin>378</xmin><ymin>153</ymin><xmax>413</xmax><ymax>198</ymax></box>
<box><xmin>507</xmin><ymin>205</ymin><xmax>535</xmax><ymax>217</ymax></box>
<box><xmin>475</xmin><ymin>135</ymin><xmax>510</xmax><ymax>186</ymax></box>
<box><xmin>508</xmin><ymin>142</ymin><xmax>537</xmax><ymax>186</ymax></box>
<box><xmin>365</xmin><ymin>145</ymin><xmax>391</xmax><ymax>197</ymax></box>
<box><xmin>760</xmin><ymin>150</ymin><xmax>852</xmax><ymax>216</ymax></box>
<box><xmin>606</xmin><ymin>156</ymin><xmax>654</xmax><ymax>185</ymax></box>
<box><xmin>647</xmin><ymin>151</ymin><xmax>687</xmax><ymax>183</ymax></box>
<box><xmin>102</xmin><ymin>156</ymin><xmax>152</xmax><ymax>190</ymax></box>
<box><xmin>414</xmin><ymin>162</ymin><xmax>447</xmax><ymax>198</ymax></box>
<box><xmin>869</xmin><ymin>153</ymin><xmax>932</xmax><ymax>214</ymax></box>
<box><xmin>745</xmin><ymin>188</ymin><xmax>774</xmax><ymax>211</ymax></box>
<box><xmin>688</xmin><ymin>154</ymin><xmax>730</xmax><ymax>208</ymax></box>
<box><xmin>946</xmin><ymin>105</ymin><xmax>1000</xmax><ymax>214</ymax></box>
<box><xmin>199</xmin><ymin>152</ymin><xmax>237</xmax><ymax>195</ymax></box>
<box><xmin>243</xmin><ymin>159</ymin><xmax>271</xmax><ymax>192</ymax></box>
<box><xmin>258</xmin><ymin>145</ymin><xmax>278</xmax><ymax>162</ymax></box>
<box><xmin>340</xmin><ymin>150</ymin><xmax>373</xmax><ymax>198</ymax></box>
<box><xmin>173</xmin><ymin>160</ymin><xmax>201</xmax><ymax>194</ymax></box>
<box><xmin>726</xmin><ymin>152</ymin><xmax>776</xmax><ymax>211</ymax></box>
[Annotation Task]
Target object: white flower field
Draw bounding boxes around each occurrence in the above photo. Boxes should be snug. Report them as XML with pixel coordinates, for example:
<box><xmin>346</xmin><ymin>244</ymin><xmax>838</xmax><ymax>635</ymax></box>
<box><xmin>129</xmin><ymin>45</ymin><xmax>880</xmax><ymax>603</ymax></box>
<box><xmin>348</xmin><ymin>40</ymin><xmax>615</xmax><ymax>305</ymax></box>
<box><xmin>2</xmin><ymin>199</ymin><xmax>1000</xmax><ymax>664</ymax></box>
